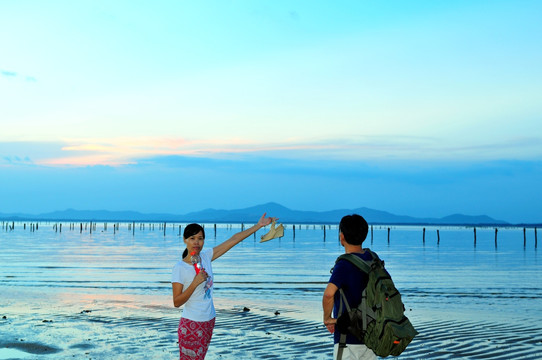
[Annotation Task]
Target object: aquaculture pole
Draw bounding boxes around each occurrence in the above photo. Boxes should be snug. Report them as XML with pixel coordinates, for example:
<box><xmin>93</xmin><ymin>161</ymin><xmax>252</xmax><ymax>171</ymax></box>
<box><xmin>423</xmin><ymin>227</ymin><xmax>426</xmax><ymax>244</ymax></box>
<box><xmin>387</xmin><ymin>227</ymin><xmax>390</xmax><ymax>244</ymax></box>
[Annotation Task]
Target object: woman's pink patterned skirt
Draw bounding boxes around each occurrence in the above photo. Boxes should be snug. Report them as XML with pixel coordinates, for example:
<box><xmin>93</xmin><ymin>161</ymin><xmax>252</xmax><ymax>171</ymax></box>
<box><xmin>178</xmin><ymin>317</ymin><xmax>216</xmax><ymax>360</ymax></box>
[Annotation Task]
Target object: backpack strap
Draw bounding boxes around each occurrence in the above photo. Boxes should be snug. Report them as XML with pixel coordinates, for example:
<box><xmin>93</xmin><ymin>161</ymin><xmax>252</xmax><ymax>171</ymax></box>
<box><xmin>337</xmin><ymin>332</ymin><xmax>347</xmax><ymax>360</ymax></box>
<box><xmin>337</xmin><ymin>252</ymin><xmax>379</xmax><ymax>322</ymax></box>
<box><xmin>336</xmin><ymin>252</ymin><xmax>373</xmax><ymax>274</ymax></box>
<box><xmin>337</xmin><ymin>289</ymin><xmax>349</xmax><ymax>360</ymax></box>
<box><xmin>339</xmin><ymin>286</ymin><xmax>371</xmax><ymax>333</ymax></box>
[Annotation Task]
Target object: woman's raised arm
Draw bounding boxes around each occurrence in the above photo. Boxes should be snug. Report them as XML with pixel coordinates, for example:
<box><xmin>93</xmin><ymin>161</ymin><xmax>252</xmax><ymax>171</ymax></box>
<box><xmin>212</xmin><ymin>213</ymin><xmax>276</xmax><ymax>261</ymax></box>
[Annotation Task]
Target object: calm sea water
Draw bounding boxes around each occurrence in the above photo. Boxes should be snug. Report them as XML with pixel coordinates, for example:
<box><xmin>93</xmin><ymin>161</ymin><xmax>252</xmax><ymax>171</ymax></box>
<box><xmin>1</xmin><ymin>222</ymin><xmax>539</xmax><ymax>319</ymax></box>
<box><xmin>1</xmin><ymin>221</ymin><xmax>541</xmax><ymax>359</ymax></box>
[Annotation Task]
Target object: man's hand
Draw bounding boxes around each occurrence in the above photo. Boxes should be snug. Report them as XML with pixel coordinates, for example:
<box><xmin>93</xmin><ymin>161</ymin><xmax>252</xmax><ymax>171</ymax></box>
<box><xmin>324</xmin><ymin>318</ymin><xmax>337</xmax><ymax>333</ymax></box>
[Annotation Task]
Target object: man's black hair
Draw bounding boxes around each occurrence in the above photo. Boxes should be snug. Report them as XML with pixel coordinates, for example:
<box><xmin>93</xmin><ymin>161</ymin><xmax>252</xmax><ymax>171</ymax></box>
<box><xmin>339</xmin><ymin>214</ymin><xmax>368</xmax><ymax>246</ymax></box>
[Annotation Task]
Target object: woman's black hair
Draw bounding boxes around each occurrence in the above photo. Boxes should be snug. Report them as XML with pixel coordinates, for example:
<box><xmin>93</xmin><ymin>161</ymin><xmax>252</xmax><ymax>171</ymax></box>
<box><xmin>182</xmin><ymin>223</ymin><xmax>205</xmax><ymax>258</ymax></box>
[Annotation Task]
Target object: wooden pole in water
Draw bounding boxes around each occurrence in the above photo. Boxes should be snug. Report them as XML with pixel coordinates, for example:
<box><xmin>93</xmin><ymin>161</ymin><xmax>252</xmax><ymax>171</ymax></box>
<box><xmin>523</xmin><ymin>228</ymin><xmax>526</xmax><ymax>247</ymax></box>
<box><xmin>387</xmin><ymin>227</ymin><xmax>390</xmax><ymax>244</ymax></box>
<box><xmin>164</xmin><ymin>222</ymin><xmax>166</xmax><ymax>237</ymax></box>
<box><xmin>371</xmin><ymin>225</ymin><xmax>373</xmax><ymax>244</ymax></box>
<box><xmin>60</xmin><ymin>223</ymin><xmax>62</xmax><ymax>233</ymax></box>
<box><xmin>179</xmin><ymin>225</ymin><xmax>181</xmax><ymax>237</ymax></box>
<box><xmin>495</xmin><ymin>228</ymin><xmax>498</xmax><ymax>248</ymax></box>
<box><xmin>437</xmin><ymin>229</ymin><xmax>440</xmax><ymax>245</ymax></box>
<box><xmin>323</xmin><ymin>225</ymin><xmax>326</xmax><ymax>241</ymax></box>
<box><xmin>474</xmin><ymin>227</ymin><xmax>477</xmax><ymax>246</ymax></box>
<box><xmin>535</xmin><ymin>227</ymin><xmax>538</xmax><ymax>249</ymax></box>
<box><xmin>423</xmin><ymin>227</ymin><xmax>426</xmax><ymax>244</ymax></box>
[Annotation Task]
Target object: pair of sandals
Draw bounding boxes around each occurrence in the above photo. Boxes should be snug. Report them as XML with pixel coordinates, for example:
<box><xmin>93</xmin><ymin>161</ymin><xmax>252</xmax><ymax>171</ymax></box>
<box><xmin>260</xmin><ymin>219</ymin><xmax>284</xmax><ymax>242</ymax></box>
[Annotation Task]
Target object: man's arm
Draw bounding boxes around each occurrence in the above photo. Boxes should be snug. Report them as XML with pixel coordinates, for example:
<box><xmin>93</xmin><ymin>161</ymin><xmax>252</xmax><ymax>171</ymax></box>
<box><xmin>322</xmin><ymin>282</ymin><xmax>338</xmax><ymax>333</ymax></box>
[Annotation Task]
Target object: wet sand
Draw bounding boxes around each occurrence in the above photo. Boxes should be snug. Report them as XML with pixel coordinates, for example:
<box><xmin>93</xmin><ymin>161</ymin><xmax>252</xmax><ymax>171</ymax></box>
<box><xmin>1</xmin><ymin>291</ymin><xmax>541</xmax><ymax>359</ymax></box>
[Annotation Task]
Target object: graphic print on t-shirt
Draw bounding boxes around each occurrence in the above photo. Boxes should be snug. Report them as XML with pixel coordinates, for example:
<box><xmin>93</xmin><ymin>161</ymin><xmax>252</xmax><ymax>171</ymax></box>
<box><xmin>203</xmin><ymin>277</ymin><xmax>213</xmax><ymax>299</ymax></box>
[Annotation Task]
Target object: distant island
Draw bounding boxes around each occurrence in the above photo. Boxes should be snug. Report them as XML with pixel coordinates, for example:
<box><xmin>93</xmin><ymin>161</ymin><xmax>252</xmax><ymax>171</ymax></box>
<box><xmin>0</xmin><ymin>202</ymin><xmax>515</xmax><ymax>226</ymax></box>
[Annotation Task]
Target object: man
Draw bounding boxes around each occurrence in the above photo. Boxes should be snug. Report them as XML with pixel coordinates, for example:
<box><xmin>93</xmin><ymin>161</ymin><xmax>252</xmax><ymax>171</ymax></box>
<box><xmin>322</xmin><ymin>214</ymin><xmax>377</xmax><ymax>360</ymax></box>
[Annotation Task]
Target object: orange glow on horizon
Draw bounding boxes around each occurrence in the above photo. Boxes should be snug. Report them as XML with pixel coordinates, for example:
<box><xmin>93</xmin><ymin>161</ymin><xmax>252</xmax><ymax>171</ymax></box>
<box><xmin>36</xmin><ymin>136</ymin><xmax>340</xmax><ymax>167</ymax></box>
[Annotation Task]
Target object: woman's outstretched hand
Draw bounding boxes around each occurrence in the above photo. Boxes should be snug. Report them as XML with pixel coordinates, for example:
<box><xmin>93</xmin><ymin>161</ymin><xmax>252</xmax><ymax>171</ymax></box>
<box><xmin>211</xmin><ymin>212</ymin><xmax>279</xmax><ymax>261</ymax></box>
<box><xmin>258</xmin><ymin>212</ymin><xmax>278</xmax><ymax>227</ymax></box>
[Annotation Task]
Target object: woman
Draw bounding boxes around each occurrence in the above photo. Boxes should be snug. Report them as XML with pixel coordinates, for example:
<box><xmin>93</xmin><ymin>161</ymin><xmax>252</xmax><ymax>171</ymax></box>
<box><xmin>171</xmin><ymin>213</ymin><xmax>277</xmax><ymax>359</ymax></box>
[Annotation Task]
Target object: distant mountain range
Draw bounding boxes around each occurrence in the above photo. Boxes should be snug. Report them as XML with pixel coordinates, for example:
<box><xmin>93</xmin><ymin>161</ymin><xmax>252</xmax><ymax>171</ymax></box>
<box><xmin>0</xmin><ymin>202</ymin><xmax>510</xmax><ymax>225</ymax></box>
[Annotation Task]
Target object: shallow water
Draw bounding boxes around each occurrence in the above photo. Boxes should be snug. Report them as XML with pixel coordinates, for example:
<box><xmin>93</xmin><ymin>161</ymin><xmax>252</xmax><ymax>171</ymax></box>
<box><xmin>0</xmin><ymin>221</ymin><xmax>541</xmax><ymax>359</ymax></box>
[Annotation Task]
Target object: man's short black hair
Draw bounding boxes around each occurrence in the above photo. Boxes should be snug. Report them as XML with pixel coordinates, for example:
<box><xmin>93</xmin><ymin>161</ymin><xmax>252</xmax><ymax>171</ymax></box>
<box><xmin>339</xmin><ymin>214</ymin><xmax>368</xmax><ymax>246</ymax></box>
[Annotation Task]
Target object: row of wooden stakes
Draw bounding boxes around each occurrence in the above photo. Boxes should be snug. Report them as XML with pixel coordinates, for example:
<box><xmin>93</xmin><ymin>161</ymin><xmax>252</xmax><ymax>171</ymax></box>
<box><xmin>372</xmin><ymin>226</ymin><xmax>538</xmax><ymax>248</ymax></box>
<box><xmin>1</xmin><ymin>221</ymin><xmax>538</xmax><ymax>248</ymax></box>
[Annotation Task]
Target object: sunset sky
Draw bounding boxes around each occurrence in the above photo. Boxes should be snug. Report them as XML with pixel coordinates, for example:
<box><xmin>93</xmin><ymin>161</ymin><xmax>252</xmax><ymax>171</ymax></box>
<box><xmin>1</xmin><ymin>0</ymin><xmax>541</xmax><ymax>223</ymax></box>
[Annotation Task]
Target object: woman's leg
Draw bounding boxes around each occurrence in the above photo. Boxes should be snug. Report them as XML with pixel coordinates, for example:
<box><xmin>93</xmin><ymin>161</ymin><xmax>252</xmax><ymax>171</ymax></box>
<box><xmin>178</xmin><ymin>317</ymin><xmax>216</xmax><ymax>360</ymax></box>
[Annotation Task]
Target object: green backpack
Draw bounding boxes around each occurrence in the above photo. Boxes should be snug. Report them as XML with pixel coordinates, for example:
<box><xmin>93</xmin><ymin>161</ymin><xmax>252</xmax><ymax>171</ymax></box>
<box><xmin>334</xmin><ymin>250</ymin><xmax>418</xmax><ymax>358</ymax></box>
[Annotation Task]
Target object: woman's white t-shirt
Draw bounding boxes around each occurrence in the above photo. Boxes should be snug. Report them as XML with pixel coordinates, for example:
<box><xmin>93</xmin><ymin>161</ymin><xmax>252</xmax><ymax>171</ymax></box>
<box><xmin>171</xmin><ymin>248</ymin><xmax>215</xmax><ymax>322</ymax></box>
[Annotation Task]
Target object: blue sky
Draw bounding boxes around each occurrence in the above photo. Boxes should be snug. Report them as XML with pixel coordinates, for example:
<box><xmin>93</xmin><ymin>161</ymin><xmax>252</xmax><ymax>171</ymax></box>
<box><xmin>1</xmin><ymin>0</ymin><xmax>541</xmax><ymax>223</ymax></box>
